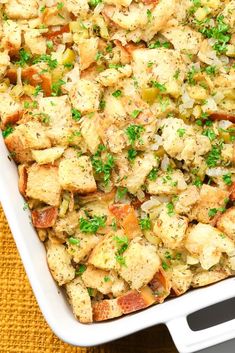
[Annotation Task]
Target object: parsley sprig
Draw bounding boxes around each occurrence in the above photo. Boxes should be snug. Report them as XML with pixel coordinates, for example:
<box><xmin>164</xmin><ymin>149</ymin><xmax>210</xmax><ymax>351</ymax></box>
<box><xmin>79</xmin><ymin>216</ymin><xmax>106</xmax><ymax>233</ymax></box>
<box><xmin>91</xmin><ymin>144</ymin><xmax>115</xmax><ymax>185</ymax></box>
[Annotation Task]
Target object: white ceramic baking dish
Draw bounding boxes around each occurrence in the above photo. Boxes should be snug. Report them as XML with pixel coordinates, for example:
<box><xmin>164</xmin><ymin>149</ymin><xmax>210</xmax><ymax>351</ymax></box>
<box><xmin>1</xmin><ymin>134</ymin><xmax>235</xmax><ymax>353</ymax></box>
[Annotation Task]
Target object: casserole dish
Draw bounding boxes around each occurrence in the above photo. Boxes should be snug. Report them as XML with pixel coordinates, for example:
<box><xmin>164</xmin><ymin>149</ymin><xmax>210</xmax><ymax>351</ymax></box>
<box><xmin>1</xmin><ymin>134</ymin><xmax>235</xmax><ymax>353</ymax></box>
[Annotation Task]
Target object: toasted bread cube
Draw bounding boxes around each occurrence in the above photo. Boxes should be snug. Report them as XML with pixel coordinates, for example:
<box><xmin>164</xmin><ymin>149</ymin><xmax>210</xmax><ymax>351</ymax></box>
<box><xmin>5</xmin><ymin>0</ymin><xmax>39</xmax><ymax>19</ymax></box>
<box><xmin>125</xmin><ymin>153</ymin><xmax>157</xmax><ymax>194</ymax></box>
<box><xmin>0</xmin><ymin>51</ymin><xmax>10</xmax><ymax>78</ymax></box>
<box><xmin>175</xmin><ymin>186</ymin><xmax>200</xmax><ymax>214</ymax></box>
<box><xmin>5</xmin><ymin>121</ymin><xmax>51</xmax><ymax>164</ymax></box>
<box><xmin>81</xmin><ymin>117</ymin><xmax>100</xmax><ymax>154</ymax></box>
<box><xmin>0</xmin><ymin>93</ymin><xmax>22</xmax><ymax>128</ymax></box>
<box><xmin>47</xmin><ymin>241</ymin><xmax>75</xmax><ymax>286</ymax></box>
<box><xmin>18</xmin><ymin>164</ymin><xmax>27</xmax><ymax>197</ymax></box>
<box><xmin>185</xmin><ymin>223</ymin><xmax>235</xmax><ymax>270</ymax></box>
<box><xmin>67</xmin><ymin>234</ymin><xmax>100</xmax><ymax>263</ymax></box>
<box><xmin>2</xmin><ymin>20</ymin><xmax>21</xmax><ymax>53</ymax></box>
<box><xmin>153</xmin><ymin>208</ymin><xmax>188</xmax><ymax>249</ymax></box>
<box><xmin>161</xmin><ymin>26</ymin><xmax>202</xmax><ymax>54</ymax></box>
<box><xmin>65</xmin><ymin>0</ymin><xmax>89</xmax><ymax>17</ymax></box>
<box><xmin>109</xmin><ymin>204</ymin><xmax>141</xmax><ymax>239</ymax></box>
<box><xmin>92</xmin><ymin>298</ymin><xmax>122</xmax><ymax>322</ymax></box>
<box><xmin>117</xmin><ymin>286</ymin><xmax>155</xmax><ymax>314</ymax></box>
<box><xmin>77</xmin><ymin>38</ymin><xmax>99</xmax><ymax>71</ymax></box>
<box><xmin>191</xmin><ymin>270</ymin><xmax>228</xmax><ymax>288</ymax></box>
<box><xmin>118</xmin><ymin>237</ymin><xmax>160</xmax><ymax>290</ymax></box>
<box><xmin>190</xmin><ymin>185</ymin><xmax>229</xmax><ymax>223</ymax></box>
<box><xmin>217</xmin><ymin>207</ymin><xmax>235</xmax><ymax>241</ymax></box>
<box><xmin>26</xmin><ymin>164</ymin><xmax>61</xmax><ymax>206</ymax></box>
<box><xmin>82</xmin><ymin>266</ymin><xmax>128</xmax><ymax>296</ymax></box>
<box><xmin>32</xmin><ymin>207</ymin><xmax>58</xmax><ymax>229</ymax></box>
<box><xmin>69</xmin><ymin>79</ymin><xmax>101</xmax><ymax>114</ymax></box>
<box><xmin>88</xmin><ymin>233</ymin><xmax>119</xmax><ymax>271</ymax></box>
<box><xmin>32</xmin><ymin>147</ymin><xmax>65</xmax><ymax>165</ymax></box>
<box><xmin>171</xmin><ymin>265</ymin><xmax>193</xmax><ymax>296</ymax></box>
<box><xmin>147</xmin><ymin>170</ymin><xmax>187</xmax><ymax>195</ymax></box>
<box><xmin>37</xmin><ymin>96</ymin><xmax>72</xmax><ymax>145</ymax></box>
<box><xmin>66</xmin><ymin>277</ymin><xmax>93</xmax><ymax>323</ymax></box>
<box><xmin>24</xmin><ymin>29</ymin><xmax>47</xmax><ymax>55</ymax></box>
<box><xmin>59</xmin><ymin>156</ymin><xmax>96</xmax><ymax>193</ymax></box>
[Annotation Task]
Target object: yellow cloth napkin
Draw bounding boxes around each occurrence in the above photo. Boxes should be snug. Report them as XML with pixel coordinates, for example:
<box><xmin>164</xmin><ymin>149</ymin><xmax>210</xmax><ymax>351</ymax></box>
<box><xmin>0</xmin><ymin>205</ymin><xmax>176</xmax><ymax>353</ymax></box>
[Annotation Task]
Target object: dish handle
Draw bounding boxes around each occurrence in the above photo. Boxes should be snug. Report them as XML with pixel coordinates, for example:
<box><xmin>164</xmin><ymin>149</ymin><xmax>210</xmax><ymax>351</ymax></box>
<box><xmin>167</xmin><ymin>316</ymin><xmax>235</xmax><ymax>353</ymax></box>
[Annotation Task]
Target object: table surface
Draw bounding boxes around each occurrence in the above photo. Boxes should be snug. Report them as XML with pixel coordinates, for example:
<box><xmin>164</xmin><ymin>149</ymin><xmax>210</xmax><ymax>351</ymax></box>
<box><xmin>0</xmin><ymin>205</ymin><xmax>178</xmax><ymax>353</ymax></box>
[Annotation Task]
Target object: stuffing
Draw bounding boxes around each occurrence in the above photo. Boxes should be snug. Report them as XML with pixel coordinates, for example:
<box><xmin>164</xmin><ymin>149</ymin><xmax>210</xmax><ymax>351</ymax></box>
<box><xmin>66</xmin><ymin>277</ymin><xmax>93</xmax><ymax>323</ymax></box>
<box><xmin>26</xmin><ymin>164</ymin><xmax>61</xmax><ymax>206</ymax></box>
<box><xmin>58</xmin><ymin>156</ymin><xmax>97</xmax><ymax>193</ymax></box>
<box><xmin>69</xmin><ymin>79</ymin><xmax>101</xmax><ymax>114</ymax></box>
<box><xmin>147</xmin><ymin>170</ymin><xmax>187</xmax><ymax>195</ymax></box>
<box><xmin>153</xmin><ymin>208</ymin><xmax>188</xmax><ymax>249</ymax></box>
<box><xmin>185</xmin><ymin>223</ymin><xmax>235</xmax><ymax>270</ymax></box>
<box><xmin>1</xmin><ymin>0</ymin><xmax>235</xmax><ymax>325</ymax></box>
<box><xmin>46</xmin><ymin>241</ymin><xmax>75</xmax><ymax>285</ymax></box>
<box><xmin>118</xmin><ymin>237</ymin><xmax>160</xmax><ymax>290</ymax></box>
<box><xmin>189</xmin><ymin>185</ymin><xmax>230</xmax><ymax>223</ymax></box>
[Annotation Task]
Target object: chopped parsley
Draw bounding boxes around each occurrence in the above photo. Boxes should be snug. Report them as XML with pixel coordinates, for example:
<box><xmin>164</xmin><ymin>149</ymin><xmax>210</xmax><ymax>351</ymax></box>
<box><xmin>187</xmin><ymin>66</ymin><xmax>197</xmax><ymax>85</ymax></box>
<box><xmin>91</xmin><ymin>145</ymin><xmax>115</xmax><ymax>185</ymax></box>
<box><xmin>125</xmin><ymin>124</ymin><xmax>144</xmax><ymax>145</ymax></box>
<box><xmin>68</xmin><ymin>237</ymin><xmax>80</xmax><ymax>245</ymax></box>
<box><xmin>112</xmin><ymin>90</ymin><xmax>122</xmax><ymax>98</ymax></box>
<box><xmin>51</xmin><ymin>79</ymin><xmax>65</xmax><ymax>96</ymax></box>
<box><xmin>33</xmin><ymin>54</ymin><xmax>58</xmax><ymax>69</ymax></box>
<box><xmin>99</xmin><ymin>100</ymin><xmax>106</xmax><ymax>110</ymax></box>
<box><xmin>139</xmin><ymin>217</ymin><xmax>151</xmax><ymax>231</ymax></box>
<box><xmin>87</xmin><ymin>287</ymin><xmax>94</xmax><ymax>297</ymax></box>
<box><xmin>208</xmin><ymin>208</ymin><xmax>218</xmax><ymax>218</ymax></box>
<box><xmin>131</xmin><ymin>110</ymin><xmax>142</xmax><ymax>119</ymax></box>
<box><xmin>116</xmin><ymin>187</ymin><xmax>128</xmax><ymax>200</ymax></box>
<box><xmin>223</xmin><ymin>173</ymin><xmax>232</xmax><ymax>186</ymax></box>
<box><xmin>177</xmin><ymin>128</ymin><xmax>186</xmax><ymax>137</ymax></box>
<box><xmin>114</xmin><ymin>235</ymin><xmax>129</xmax><ymax>266</ymax></box>
<box><xmin>193</xmin><ymin>178</ymin><xmax>203</xmax><ymax>187</ymax></box>
<box><xmin>127</xmin><ymin>148</ymin><xmax>138</xmax><ymax>162</ymax></box>
<box><xmin>206</xmin><ymin>143</ymin><xmax>222</xmax><ymax>168</ymax></box>
<box><xmin>2</xmin><ymin>125</ymin><xmax>13</xmax><ymax>138</ymax></box>
<box><xmin>89</xmin><ymin>0</ymin><xmax>102</xmax><ymax>7</ymax></box>
<box><xmin>71</xmin><ymin>108</ymin><xmax>82</xmax><ymax>121</ymax></box>
<box><xmin>109</xmin><ymin>63</ymin><xmax>123</xmax><ymax>69</ymax></box>
<box><xmin>202</xmin><ymin>129</ymin><xmax>216</xmax><ymax>141</ymax></box>
<box><xmin>147</xmin><ymin>9</ymin><xmax>152</xmax><ymax>22</ymax></box>
<box><xmin>75</xmin><ymin>264</ymin><xmax>86</xmax><ymax>276</ymax></box>
<box><xmin>151</xmin><ymin>81</ymin><xmax>167</xmax><ymax>92</ymax></box>
<box><xmin>162</xmin><ymin>261</ymin><xmax>169</xmax><ymax>271</ymax></box>
<box><xmin>33</xmin><ymin>85</ymin><xmax>43</xmax><ymax>97</ymax></box>
<box><xmin>104</xmin><ymin>276</ymin><xmax>111</xmax><ymax>282</ymax></box>
<box><xmin>16</xmin><ymin>48</ymin><xmax>31</xmax><ymax>67</ymax></box>
<box><xmin>57</xmin><ymin>2</ymin><xmax>64</xmax><ymax>10</ymax></box>
<box><xmin>148</xmin><ymin>40</ymin><xmax>170</xmax><ymax>49</ymax></box>
<box><xmin>203</xmin><ymin>65</ymin><xmax>217</xmax><ymax>76</ymax></box>
<box><xmin>148</xmin><ymin>168</ymin><xmax>158</xmax><ymax>181</ymax></box>
<box><xmin>166</xmin><ymin>202</ymin><xmax>174</xmax><ymax>216</ymax></box>
<box><xmin>198</xmin><ymin>15</ymin><xmax>231</xmax><ymax>54</ymax></box>
<box><xmin>79</xmin><ymin>216</ymin><xmax>106</xmax><ymax>233</ymax></box>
